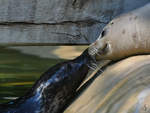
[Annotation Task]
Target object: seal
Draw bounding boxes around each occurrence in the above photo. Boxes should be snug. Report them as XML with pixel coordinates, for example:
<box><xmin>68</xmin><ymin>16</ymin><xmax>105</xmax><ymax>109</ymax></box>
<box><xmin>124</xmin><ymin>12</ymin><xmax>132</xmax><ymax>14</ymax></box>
<box><xmin>0</xmin><ymin>49</ymin><xmax>95</xmax><ymax>113</ymax></box>
<box><xmin>88</xmin><ymin>3</ymin><xmax>150</xmax><ymax>60</ymax></box>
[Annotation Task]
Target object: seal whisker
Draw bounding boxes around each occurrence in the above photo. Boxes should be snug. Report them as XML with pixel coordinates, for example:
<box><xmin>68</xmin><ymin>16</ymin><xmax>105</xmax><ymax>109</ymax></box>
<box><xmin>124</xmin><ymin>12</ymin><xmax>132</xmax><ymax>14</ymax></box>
<box><xmin>93</xmin><ymin>48</ymin><xmax>98</xmax><ymax>54</ymax></box>
<box><xmin>89</xmin><ymin>47</ymin><xmax>98</xmax><ymax>56</ymax></box>
<box><xmin>91</xmin><ymin>63</ymin><xmax>98</xmax><ymax>69</ymax></box>
<box><xmin>87</xmin><ymin>65</ymin><xmax>96</xmax><ymax>71</ymax></box>
<box><xmin>95</xmin><ymin>52</ymin><xmax>101</xmax><ymax>57</ymax></box>
<box><xmin>98</xmin><ymin>68</ymin><xmax>104</xmax><ymax>73</ymax></box>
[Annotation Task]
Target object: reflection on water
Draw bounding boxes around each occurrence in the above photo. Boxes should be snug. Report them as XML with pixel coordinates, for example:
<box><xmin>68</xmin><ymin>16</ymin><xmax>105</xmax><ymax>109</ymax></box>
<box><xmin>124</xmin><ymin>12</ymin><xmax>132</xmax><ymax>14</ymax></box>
<box><xmin>0</xmin><ymin>46</ymin><xmax>87</xmax><ymax>103</ymax></box>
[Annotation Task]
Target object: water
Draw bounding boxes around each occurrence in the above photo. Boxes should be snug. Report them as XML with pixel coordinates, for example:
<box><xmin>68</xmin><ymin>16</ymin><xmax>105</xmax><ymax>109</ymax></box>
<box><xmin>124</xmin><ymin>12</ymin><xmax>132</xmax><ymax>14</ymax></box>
<box><xmin>0</xmin><ymin>46</ymin><xmax>87</xmax><ymax>103</ymax></box>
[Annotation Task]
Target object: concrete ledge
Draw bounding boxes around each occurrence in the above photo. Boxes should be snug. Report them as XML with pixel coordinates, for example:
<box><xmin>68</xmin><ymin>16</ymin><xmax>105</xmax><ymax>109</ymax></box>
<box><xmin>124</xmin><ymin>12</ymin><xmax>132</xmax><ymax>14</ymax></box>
<box><xmin>0</xmin><ymin>0</ymin><xmax>149</xmax><ymax>45</ymax></box>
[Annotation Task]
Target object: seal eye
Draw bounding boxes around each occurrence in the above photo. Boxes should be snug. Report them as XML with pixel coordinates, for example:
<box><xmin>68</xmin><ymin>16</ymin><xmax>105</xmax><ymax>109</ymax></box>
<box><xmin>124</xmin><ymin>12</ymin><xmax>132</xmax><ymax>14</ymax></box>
<box><xmin>101</xmin><ymin>30</ymin><xmax>106</xmax><ymax>38</ymax></box>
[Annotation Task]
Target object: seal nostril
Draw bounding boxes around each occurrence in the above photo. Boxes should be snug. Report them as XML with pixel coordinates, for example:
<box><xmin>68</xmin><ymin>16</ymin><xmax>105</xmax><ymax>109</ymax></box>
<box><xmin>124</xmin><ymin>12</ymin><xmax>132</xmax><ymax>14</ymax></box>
<box><xmin>98</xmin><ymin>43</ymin><xmax>109</xmax><ymax>55</ymax></box>
<box><xmin>102</xmin><ymin>43</ymin><xmax>108</xmax><ymax>53</ymax></box>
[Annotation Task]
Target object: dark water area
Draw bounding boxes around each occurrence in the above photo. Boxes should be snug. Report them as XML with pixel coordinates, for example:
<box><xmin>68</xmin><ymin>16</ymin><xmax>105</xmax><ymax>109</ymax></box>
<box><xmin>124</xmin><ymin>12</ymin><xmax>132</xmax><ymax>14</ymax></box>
<box><xmin>0</xmin><ymin>46</ymin><xmax>86</xmax><ymax>103</ymax></box>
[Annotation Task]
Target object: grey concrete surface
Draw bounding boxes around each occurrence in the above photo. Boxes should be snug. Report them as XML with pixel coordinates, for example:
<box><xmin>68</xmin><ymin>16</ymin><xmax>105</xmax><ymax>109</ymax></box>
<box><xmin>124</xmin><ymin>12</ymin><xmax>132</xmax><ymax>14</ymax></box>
<box><xmin>0</xmin><ymin>0</ymin><xmax>149</xmax><ymax>45</ymax></box>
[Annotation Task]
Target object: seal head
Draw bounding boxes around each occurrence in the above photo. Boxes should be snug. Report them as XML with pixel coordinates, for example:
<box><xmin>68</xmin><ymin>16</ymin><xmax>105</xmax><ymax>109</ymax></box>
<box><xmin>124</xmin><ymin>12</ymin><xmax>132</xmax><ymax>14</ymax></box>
<box><xmin>89</xmin><ymin>3</ymin><xmax>150</xmax><ymax>60</ymax></box>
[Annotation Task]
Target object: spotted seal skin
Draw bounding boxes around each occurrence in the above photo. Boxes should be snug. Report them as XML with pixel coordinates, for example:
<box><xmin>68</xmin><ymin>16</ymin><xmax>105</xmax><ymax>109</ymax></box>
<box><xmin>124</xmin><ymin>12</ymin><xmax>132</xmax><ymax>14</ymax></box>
<box><xmin>88</xmin><ymin>3</ymin><xmax>150</xmax><ymax>61</ymax></box>
<box><xmin>0</xmin><ymin>49</ymin><xmax>95</xmax><ymax>113</ymax></box>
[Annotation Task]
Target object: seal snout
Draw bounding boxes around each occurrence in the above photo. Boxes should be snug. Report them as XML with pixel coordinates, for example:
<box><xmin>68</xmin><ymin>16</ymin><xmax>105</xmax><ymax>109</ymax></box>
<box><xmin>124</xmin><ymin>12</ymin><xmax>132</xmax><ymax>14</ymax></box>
<box><xmin>88</xmin><ymin>38</ymin><xmax>108</xmax><ymax>60</ymax></box>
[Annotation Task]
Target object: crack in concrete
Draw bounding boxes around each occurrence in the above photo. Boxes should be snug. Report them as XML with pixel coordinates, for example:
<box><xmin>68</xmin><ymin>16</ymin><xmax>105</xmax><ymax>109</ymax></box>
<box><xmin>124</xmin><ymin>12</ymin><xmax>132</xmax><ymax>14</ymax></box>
<box><xmin>51</xmin><ymin>32</ymin><xmax>81</xmax><ymax>39</ymax></box>
<box><xmin>51</xmin><ymin>30</ymin><xmax>91</xmax><ymax>43</ymax></box>
<box><xmin>0</xmin><ymin>19</ymin><xmax>107</xmax><ymax>26</ymax></box>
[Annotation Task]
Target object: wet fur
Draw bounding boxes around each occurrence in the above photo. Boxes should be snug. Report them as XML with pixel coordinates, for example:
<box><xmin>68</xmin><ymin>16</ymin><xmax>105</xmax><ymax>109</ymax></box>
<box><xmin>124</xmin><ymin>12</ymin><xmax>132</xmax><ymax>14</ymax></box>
<box><xmin>0</xmin><ymin>49</ymin><xmax>95</xmax><ymax>113</ymax></box>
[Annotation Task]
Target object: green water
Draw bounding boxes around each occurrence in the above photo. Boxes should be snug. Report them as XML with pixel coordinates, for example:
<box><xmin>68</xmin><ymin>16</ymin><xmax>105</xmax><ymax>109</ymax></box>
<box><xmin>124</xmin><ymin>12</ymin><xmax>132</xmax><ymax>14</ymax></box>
<box><xmin>0</xmin><ymin>46</ymin><xmax>86</xmax><ymax>103</ymax></box>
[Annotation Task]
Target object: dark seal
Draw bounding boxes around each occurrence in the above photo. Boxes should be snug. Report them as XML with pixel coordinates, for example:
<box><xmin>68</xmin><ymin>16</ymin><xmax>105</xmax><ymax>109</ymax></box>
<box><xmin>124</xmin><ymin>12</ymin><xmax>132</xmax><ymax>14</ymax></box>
<box><xmin>0</xmin><ymin>49</ymin><xmax>95</xmax><ymax>113</ymax></box>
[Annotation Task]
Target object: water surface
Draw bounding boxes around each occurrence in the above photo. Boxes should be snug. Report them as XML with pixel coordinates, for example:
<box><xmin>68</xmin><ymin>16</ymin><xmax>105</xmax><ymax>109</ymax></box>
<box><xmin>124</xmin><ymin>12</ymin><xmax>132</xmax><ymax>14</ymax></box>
<box><xmin>0</xmin><ymin>46</ymin><xmax>86</xmax><ymax>103</ymax></box>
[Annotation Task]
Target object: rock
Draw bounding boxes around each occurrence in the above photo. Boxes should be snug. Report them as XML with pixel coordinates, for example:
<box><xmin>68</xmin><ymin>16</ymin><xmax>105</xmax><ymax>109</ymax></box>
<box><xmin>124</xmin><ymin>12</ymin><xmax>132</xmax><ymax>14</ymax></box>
<box><xmin>64</xmin><ymin>55</ymin><xmax>150</xmax><ymax>113</ymax></box>
<box><xmin>0</xmin><ymin>0</ymin><xmax>149</xmax><ymax>45</ymax></box>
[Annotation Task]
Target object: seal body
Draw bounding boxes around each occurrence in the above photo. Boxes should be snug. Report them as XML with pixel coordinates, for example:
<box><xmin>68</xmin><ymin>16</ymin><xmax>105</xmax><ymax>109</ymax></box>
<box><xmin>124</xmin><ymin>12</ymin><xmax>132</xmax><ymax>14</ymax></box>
<box><xmin>88</xmin><ymin>3</ymin><xmax>150</xmax><ymax>60</ymax></box>
<box><xmin>0</xmin><ymin>49</ymin><xmax>94</xmax><ymax>113</ymax></box>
